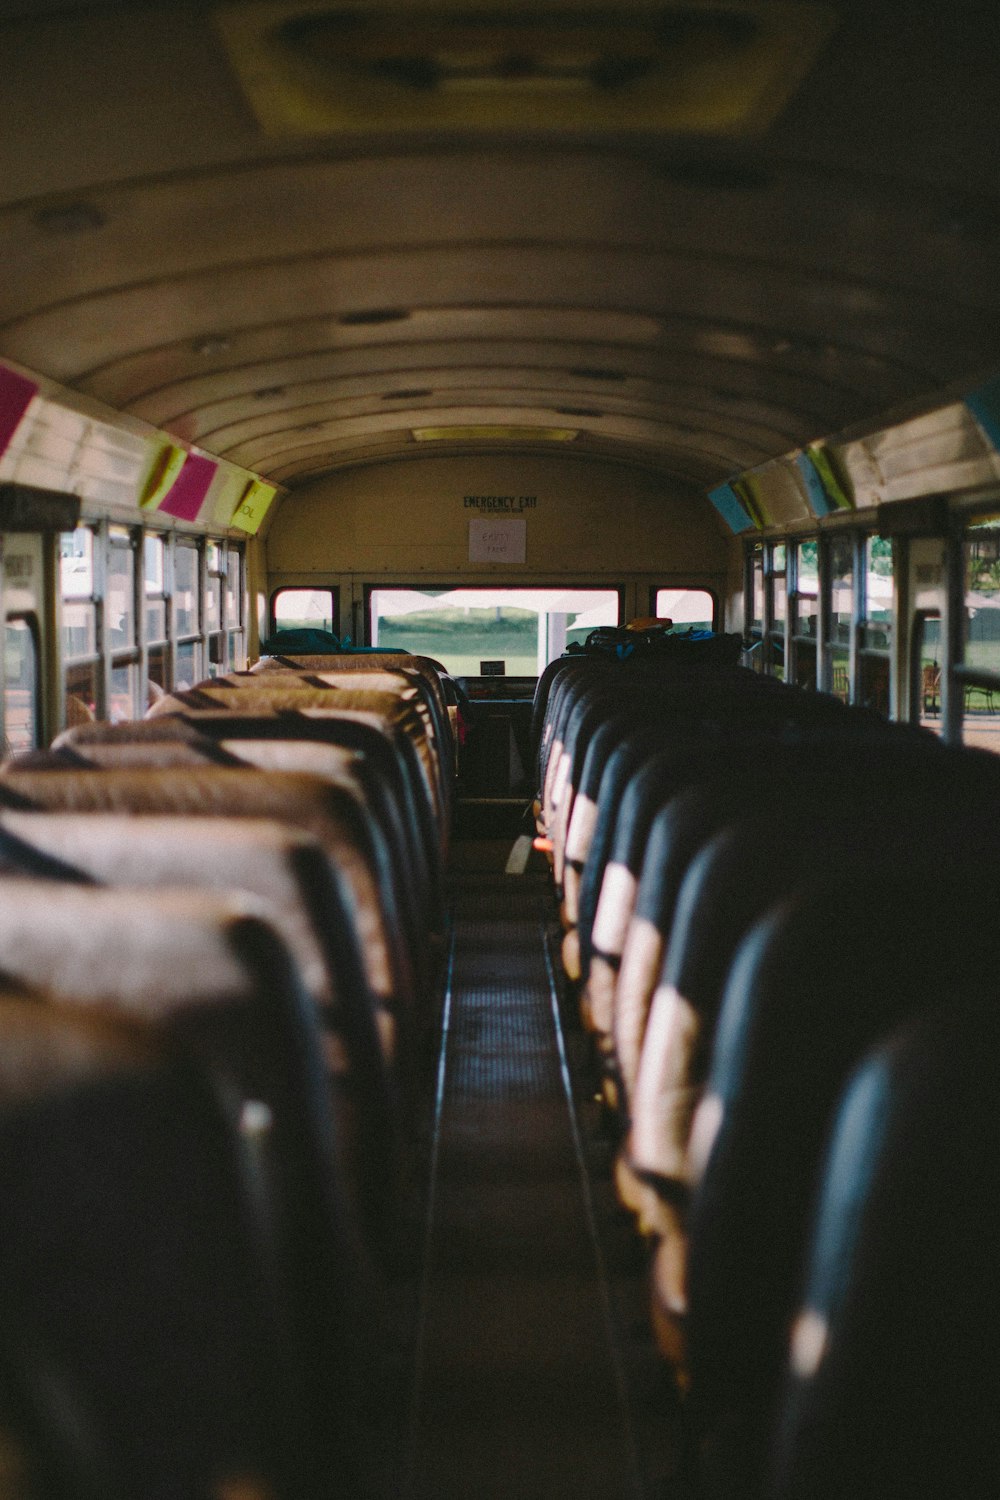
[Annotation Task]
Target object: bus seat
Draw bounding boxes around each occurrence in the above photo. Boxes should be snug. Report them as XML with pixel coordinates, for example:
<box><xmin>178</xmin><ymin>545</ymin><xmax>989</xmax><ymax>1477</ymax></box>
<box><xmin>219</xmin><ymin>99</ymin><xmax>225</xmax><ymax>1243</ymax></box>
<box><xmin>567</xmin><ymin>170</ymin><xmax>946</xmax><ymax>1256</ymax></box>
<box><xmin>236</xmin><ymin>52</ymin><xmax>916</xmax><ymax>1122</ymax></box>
<box><xmin>20</xmin><ymin>731</ymin><xmax>435</xmax><ymax>971</ymax></box>
<box><xmin>770</xmin><ymin>997</ymin><xmax>1000</xmax><ymax>1500</ymax></box>
<box><xmin>0</xmin><ymin>995</ymin><xmax>321</xmax><ymax>1500</ymax></box>
<box><xmin>0</xmin><ymin>810</ymin><xmax>399</xmax><ymax>1253</ymax></box>
<box><xmin>683</xmin><ymin>871</ymin><xmax>1000</xmax><ymax>1499</ymax></box>
<box><xmin>0</xmin><ymin>891</ymin><xmax>374</xmax><ymax>1495</ymax></box>
<box><xmin>148</xmin><ymin>684</ymin><xmax>446</xmax><ymax>830</ymax></box>
<box><xmin>561</xmin><ymin>713</ymin><xmax>635</xmax><ymax>929</ymax></box>
<box><xmin>209</xmin><ymin>667</ymin><xmax>448</xmax><ymax>772</ymax></box>
<box><xmin>57</xmin><ymin>705</ymin><xmax>445</xmax><ymax>891</ymax></box>
<box><xmin>0</xmin><ymin>768</ymin><xmax>419</xmax><ymax>1065</ymax></box>
<box><xmin>623</xmin><ymin>745</ymin><xmax>1000</xmax><ymax>1351</ymax></box>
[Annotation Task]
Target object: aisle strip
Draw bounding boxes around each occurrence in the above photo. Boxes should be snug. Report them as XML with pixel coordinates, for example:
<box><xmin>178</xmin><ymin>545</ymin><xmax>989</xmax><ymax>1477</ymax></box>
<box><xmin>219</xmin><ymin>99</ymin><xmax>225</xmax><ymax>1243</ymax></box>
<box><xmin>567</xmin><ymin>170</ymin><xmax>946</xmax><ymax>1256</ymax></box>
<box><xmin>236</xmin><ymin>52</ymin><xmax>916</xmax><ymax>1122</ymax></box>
<box><xmin>406</xmin><ymin>872</ymin><xmax>644</xmax><ymax>1500</ymax></box>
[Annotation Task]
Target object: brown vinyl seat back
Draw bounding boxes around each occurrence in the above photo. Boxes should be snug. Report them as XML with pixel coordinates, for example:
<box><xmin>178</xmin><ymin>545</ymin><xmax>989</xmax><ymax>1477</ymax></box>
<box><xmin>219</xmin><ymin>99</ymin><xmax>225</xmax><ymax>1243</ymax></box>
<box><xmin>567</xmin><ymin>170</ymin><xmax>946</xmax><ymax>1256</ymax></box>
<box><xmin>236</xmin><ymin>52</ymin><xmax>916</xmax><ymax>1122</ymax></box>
<box><xmin>51</xmin><ymin>715</ymin><xmax>443</xmax><ymax>936</ymax></box>
<box><xmin>0</xmin><ymin>885</ymin><xmax>369</xmax><ymax>1491</ymax></box>
<box><xmin>252</xmin><ymin>650</ymin><xmax>449</xmax><ymax>717</ymax></box>
<box><xmin>0</xmin><ymin>767</ymin><xmax>417</xmax><ymax>1034</ymax></box>
<box><xmin>148</xmin><ymin>684</ymin><xmax>445</xmax><ymax>828</ymax></box>
<box><xmin>0</xmin><ymin>809</ymin><xmax>398</xmax><ymax>1247</ymax></box>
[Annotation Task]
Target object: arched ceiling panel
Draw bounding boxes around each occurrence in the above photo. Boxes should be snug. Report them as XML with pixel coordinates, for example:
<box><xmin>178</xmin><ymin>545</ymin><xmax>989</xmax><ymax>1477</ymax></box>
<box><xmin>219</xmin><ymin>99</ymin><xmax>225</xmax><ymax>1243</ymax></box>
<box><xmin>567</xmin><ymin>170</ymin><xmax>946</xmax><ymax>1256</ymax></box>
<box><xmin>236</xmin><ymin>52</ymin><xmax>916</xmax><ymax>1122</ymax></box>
<box><xmin>2</xmin><ymin>1</ymin><xmax>1000</xmax><ymax>492</ymax></box>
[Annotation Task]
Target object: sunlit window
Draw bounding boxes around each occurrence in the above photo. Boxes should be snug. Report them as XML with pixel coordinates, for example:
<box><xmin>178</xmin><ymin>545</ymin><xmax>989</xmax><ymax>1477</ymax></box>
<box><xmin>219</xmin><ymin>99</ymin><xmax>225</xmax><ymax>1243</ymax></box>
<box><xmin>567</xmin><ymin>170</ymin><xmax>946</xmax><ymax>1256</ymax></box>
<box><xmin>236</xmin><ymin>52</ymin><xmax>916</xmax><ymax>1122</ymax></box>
<box><xmin>653</xmin><ymin>588</ymin><xmax>715</xmax><ymax>631</ymax></box>
<box><xmin>272</xmin><ymin>587</ymin><xmax>337</xmax><ymax>636</ymax></box>
<box><xmin>369</xmin><ymin>586</ymin><xmax>619</xmax><ymax>676</ymax></box>
<box><xmin>3</xmin><ymin>618</ymin><xmax>40</xmax><ymax>752</ymax></box>
<box><xmin>791</xmin><ymin>538</ymin><xmax>819</xmax><ymax>690</ymax></box>
<box><xmin>826</xmin><ymin>536</ymin><xmax>854</xmax><ymax>702</ymax></box>
<box><xmin>960</xmin><ymin>515</ymin><xmax>1000</xmax><ymax>752</ymax></box>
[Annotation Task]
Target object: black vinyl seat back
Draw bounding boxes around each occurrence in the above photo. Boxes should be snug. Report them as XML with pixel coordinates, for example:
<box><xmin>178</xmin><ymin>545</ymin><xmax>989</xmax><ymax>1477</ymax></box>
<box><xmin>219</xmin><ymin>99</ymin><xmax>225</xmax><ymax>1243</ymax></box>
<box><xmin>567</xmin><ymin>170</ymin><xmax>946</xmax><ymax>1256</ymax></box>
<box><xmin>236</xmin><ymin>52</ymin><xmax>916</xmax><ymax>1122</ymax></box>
<box><xmin>684</xmin><ymin>870</ymin><xmax>1000</xmax><ymax>1499</ymax></box>
<box><xmin>771</xmin><ymin>998</ymin><xmax>1000</xmax><ymax>1500</ymax></box>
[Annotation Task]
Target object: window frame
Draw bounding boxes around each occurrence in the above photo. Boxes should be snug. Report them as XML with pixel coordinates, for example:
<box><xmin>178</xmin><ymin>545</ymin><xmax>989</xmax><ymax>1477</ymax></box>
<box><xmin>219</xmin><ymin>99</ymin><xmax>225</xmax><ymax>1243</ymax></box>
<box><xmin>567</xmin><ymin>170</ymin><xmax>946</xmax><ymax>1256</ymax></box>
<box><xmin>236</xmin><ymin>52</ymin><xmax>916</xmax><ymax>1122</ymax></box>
<box><xmin>647</xmin><ymin>584</ymin><xmax>719</xmax><ymax>633</ymax></box>
<box><xmin>269</xmin><ymin>585</ymin><xmax>339</xmax><ymax>641</ymax></box>
<box><xmin>57</xmin><ymin>524</ymin><xmax>246</xmax><ymax>727</ymax></box>
<box><xmin>363</xmin><ymin>581</ymin><xmax>625</xmax><ymax>677</ymax></box>
<box><xmin>2</xmin><ymin>611</ymin><xmax>43</xmax><ymax>753</ymax></box>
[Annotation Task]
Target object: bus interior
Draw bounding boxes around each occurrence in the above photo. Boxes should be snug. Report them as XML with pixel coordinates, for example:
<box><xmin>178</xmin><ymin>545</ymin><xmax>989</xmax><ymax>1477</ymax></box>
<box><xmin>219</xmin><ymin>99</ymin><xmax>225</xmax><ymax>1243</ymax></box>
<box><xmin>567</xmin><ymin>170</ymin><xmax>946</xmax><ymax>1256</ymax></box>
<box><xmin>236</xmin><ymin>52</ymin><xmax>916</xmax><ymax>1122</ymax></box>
<box><xmin>1</xmin><ymin>2</ymin><xmax>1000</xmax><ymax>1497</ymax></box>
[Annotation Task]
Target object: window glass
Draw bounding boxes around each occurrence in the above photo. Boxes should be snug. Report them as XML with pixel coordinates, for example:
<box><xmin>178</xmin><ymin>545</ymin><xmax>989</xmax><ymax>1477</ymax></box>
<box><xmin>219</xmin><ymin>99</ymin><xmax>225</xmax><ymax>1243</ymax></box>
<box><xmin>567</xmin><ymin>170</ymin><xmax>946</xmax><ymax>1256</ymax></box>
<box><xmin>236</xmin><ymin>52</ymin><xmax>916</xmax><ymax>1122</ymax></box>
<box><xmin>174</xmin><ymin>544</ymin><xmax>199</xmax><ymax>637</ymax></box>
<box><xmin>272</xmin><ymin>588</ymin><xmax>336</xmax><ymax>635</ymax></box>
<box><xmin>175</xmin><ymin>640</ymin><xmax>199</xmax><ymax>691</ymax></box>
<box><xmin>4</xmin><ymin>618</ymin><xmax>39</xmax><ymax>752</ymax></box>
<box><xmin>749</xmin><ymin>546</ymin><xmax>764</xmax><ymax>634</ymax></box>
<box><xmin>961</xmin><ymin>517</ymin><xmax>1000</xmax><ymax>752</ymax></box>
<box><xmin>369</xmin><ymin>586</ymin><xmax>619</xmax><ymax>676</ymax></box>
<box><xmin>107</xmin><ymin>533</ymin><xmax>136</xmax><ymax>651</ymax></box>
<box><xmin>144</xmin><ymin>534</ymin><xmax>165</xmax><ymax>595</ymax></box>
<box><xmin>859</xmin><ymin>653</ymin><xmax>890</xmax><ymax>717</ymax></box>
<box><xmin>963</xmin><ymin>517</ymin><xmax>1000</xmax><ymax>674</ymax></box>
<box><xmin>913</xmin><ymin>613</ymin><xmax>943</xmax><ymax>738</ymax></box>
<box><xmin>225</xmin><ymin>551</ymin><xmax>242</xmax><ymax>627</ymax></box>
<box><xmin>62</xmin><ymin>600</ymin><xmax>97</xmax><ymax>660</ymax></box>
<box><xmin>205</xmin><ymin>573</ymin><xmax>223</xmax><ymax>634</ymax></box>
<box><xmin>227</xmin><ymin>632</ymin><xmax>246</xmax><ymax>671</ymax></box>
<box><xmin>144</xmin><ymin>535</ymin><xmax>168</xmax><ymax>642</ymax></box>
<box><xmin>65</xmin><ymin>660</ymin><xmax>100</xmax><ymax>727</ymax></box>
<box><xmin>109</xmin><ymin>660</ymin><xmax>139</xmax><ymax>723</ymax></box>
<box><xmin>793</xmin><ymin>541</ymin><xmax>818</xmax><ymax>637</ymax></box>
<box><xmin>148</xmin><ymin>643</ymin><xmax>169</xmax><ymax>694</ymax></box>
<box><xmin>770</xmin><ymin>544</ymin><xmax>787</xmax><ymax>627</ymax></box>
<box><xmin>862</xmin><ymin>536</ymin><xmax>893</xmax><ymax>652</ymax></box>
<box><xmin>60</xmin><ymin>527</ymin><xmax>94</xmax><ymax>599</ymax></box>
<box><xmin>146</xmin><ymin>595</ymin><xmax>167</xmax><ymax>645</ymax></box>
<box><xmin>829</xmin><ymin>536</ymin><xmax>854</xmax><ymax>646</ymax></box>
<box><xmin>653</xmin><ymin>588</ymin><xmax>714</xmax><ymax>632</ymax></box>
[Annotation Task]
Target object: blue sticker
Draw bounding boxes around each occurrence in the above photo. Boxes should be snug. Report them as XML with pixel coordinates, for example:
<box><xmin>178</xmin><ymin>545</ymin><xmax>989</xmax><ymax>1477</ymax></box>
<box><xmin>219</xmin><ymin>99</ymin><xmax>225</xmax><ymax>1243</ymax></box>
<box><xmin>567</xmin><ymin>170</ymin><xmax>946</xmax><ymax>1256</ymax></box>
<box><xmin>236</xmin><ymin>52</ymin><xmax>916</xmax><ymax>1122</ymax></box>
<box><xmin>708</xmin><ymin>482</ymin><xmax>757</xmax><ymax>533</ymax></box>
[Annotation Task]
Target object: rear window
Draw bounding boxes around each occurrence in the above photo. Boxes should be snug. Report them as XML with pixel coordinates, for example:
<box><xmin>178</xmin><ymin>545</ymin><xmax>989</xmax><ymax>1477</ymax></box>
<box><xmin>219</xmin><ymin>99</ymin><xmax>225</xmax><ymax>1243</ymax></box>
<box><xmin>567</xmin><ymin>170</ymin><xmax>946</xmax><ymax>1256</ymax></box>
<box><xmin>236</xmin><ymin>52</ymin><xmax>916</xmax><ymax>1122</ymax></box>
<box><xmin>368</xmin><ymin>586</ymin><xmax>620</xmax><ymax>676</ymax></box>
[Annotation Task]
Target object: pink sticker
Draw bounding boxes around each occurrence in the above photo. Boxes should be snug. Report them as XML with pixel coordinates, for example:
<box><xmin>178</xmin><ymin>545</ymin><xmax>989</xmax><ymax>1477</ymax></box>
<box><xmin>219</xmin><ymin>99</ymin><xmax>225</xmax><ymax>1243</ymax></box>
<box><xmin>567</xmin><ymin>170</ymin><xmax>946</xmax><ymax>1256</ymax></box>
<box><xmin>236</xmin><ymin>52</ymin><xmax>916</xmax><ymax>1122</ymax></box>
<box><xmin>0</xmin><ymin>365</ymin><xmax>39</xmax><ymax>456</ymax></box>
<box><xmin>158</xmin><ymin>452</ymin><xmax>218</xmax><ymax>520</ymax></box>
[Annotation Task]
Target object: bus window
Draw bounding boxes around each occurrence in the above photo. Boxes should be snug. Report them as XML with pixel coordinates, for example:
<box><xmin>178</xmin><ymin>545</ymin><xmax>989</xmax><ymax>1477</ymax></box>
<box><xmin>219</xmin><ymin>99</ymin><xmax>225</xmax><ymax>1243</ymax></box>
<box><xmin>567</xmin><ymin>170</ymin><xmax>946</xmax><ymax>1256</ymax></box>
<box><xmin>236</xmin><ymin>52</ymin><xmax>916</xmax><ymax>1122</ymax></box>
<box><xmin>652</xmin><ymin>588</ymin><xmax>715</xmax><ymax>632</ymax></box>
<box><xmin>744</xmin><ymin>544</ymin><xmax>765</xmax><ymax>670</ymax></box>
<box><xmin>144</xmin><ymin>535</ymin><xmax>167</xmax><ymax>648</ymax></box>
<box><xmin>3</xmin><ymin>617</ymin><xmax>40</xmax><ymax>752</ymax></box>
<box><xmin>144</xmin><ymin>534</ymin><xmax>169</xmax><ymax>700</ymax></box>
<box><xmin>826</xmin><ymin>535</ymin><xmax>854</xmax><ymax>702</ymax></box>
<box><xmin>60</xmin><ymin>526</ymin><xmax>100</xmax><ymax>722</ymax></box>
<box><xmin>107</xmin><ymin>527</ymin><xmax>140</xmax><ymax>721</ymax></box>
<box><xmin>858</xmin><ymin>536</ymin><xmax>892</xmax><ymax>717</ymax></box>
<box><xmin>791</xmin><ymin>540</ymin><xmax>818</xmax><ymax>690</ymax></box>
<box><xmin>270</xmin><ymin>587</ymin><xmax>337</xmax><ymax>637</ymax></box>
<box><xmin>173</xmin><ymin>542</ymin><xmax>201</xmax><ymax>689</ymax></box>
<box><xmin>911</xmin><ymin>611</ymin><xmax>943</xmax><ymax>736</ymax></box>
<box><xmin>960</xmin><ymin>516</ymin><xmax>1000</xmax><ymax>753</ymax></box>
<box><xmin>225</xmin><ymin>548</ymin><xmax>245</xmax><ymax>670</ymax></box>
<box><xmin>205</xmin><ymin>543</ymin><xmax>225</xmax><ymax>677</ymax></box>
<box><xmin>766</xmin><ymin>544</ymin><xmax>786</xmax><ymax>680</ymax></box>
<box><xmin>368</xmin><ymin>586</ymin><xmax>619</xmax><ymax>676</ymax></box>
<box><xmin>109</xmin><ymin>660</ymin><xmax>140</xmax><ymax>724</ymax></box>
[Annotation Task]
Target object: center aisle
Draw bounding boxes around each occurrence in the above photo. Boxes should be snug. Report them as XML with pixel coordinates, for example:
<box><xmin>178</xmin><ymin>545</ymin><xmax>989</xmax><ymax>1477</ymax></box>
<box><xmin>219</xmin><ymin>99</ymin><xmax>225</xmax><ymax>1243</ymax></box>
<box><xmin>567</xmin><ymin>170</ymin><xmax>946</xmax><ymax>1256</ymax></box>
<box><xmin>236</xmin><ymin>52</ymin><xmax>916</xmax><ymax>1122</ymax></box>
<box><xmin>404</xmin><ymin>864</ymin><xmax>653</xmax><ymax>1500</ymax></box>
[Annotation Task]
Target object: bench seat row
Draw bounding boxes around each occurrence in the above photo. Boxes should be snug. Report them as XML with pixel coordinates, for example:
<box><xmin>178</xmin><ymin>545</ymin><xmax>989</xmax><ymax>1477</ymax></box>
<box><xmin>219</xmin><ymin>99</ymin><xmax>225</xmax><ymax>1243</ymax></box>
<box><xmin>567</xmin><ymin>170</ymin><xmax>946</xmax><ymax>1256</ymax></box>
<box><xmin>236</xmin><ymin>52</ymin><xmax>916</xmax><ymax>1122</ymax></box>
<box><xmin>0</xmin><ymin>651</ymin><xmax>453</xmax><ymax>1500</ymax></box>
<box><xmin>533</xmin><ymin>647</ymin><xmax>1000</xmax><ymax>1500</ymax></box>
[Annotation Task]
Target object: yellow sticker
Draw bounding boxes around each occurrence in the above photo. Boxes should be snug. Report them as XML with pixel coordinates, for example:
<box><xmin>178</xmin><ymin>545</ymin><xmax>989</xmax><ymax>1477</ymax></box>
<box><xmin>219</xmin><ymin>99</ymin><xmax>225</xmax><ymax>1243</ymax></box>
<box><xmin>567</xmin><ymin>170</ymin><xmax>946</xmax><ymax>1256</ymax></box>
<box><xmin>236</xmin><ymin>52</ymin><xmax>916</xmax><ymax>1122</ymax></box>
<box><xmin>230</xmin><ymin>478</ymin><xmax>278</xmax><ymax>535</ymax></box>
<box><xmin>139</xmin><ymin>441</ymin><xmax>187</xmax><ymax>510</ymax></box>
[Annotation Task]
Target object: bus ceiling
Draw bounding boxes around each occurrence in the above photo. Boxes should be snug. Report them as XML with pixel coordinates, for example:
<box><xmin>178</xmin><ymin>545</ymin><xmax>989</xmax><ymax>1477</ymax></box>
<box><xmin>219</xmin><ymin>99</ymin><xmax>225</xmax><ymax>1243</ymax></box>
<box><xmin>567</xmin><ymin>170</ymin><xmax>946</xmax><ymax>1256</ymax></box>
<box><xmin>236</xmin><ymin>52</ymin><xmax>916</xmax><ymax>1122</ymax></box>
<box><xmin>0</xmin><ymin>2</ymin><xmax>999</xmax><ymax>514</ymax></box>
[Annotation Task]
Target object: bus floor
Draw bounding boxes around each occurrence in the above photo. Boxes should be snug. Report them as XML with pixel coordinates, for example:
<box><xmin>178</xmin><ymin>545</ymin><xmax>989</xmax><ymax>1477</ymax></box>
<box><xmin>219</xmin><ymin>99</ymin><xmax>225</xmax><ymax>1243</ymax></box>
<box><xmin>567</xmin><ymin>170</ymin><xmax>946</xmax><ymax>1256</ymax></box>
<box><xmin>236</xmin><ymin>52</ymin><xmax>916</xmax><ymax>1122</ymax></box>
<box><xmin>391</xmin><ymin>837</ymin><xmax>687</xmax><ymax>1500</ymax></box>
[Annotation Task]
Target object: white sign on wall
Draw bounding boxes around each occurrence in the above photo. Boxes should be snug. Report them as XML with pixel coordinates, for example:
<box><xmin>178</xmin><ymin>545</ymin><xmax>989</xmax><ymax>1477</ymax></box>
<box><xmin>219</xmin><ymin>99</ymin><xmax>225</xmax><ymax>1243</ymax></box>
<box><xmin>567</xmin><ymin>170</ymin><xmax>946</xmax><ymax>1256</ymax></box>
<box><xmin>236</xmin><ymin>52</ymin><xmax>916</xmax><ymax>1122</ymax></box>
<box><xmin>468</xmin><ymin>516</ymin><xmax>527</xmax><ymax>564</ymax></box>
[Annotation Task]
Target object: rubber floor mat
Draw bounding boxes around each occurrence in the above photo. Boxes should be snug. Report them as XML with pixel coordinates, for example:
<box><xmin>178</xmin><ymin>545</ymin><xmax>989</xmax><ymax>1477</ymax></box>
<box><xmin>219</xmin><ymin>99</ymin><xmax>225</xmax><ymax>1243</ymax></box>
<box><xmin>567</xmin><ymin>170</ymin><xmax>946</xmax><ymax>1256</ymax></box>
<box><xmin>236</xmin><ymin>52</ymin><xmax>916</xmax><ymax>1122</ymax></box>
<box><xmin>405</xmin><ymin>872</ymin><xmax>643</xmax><ymax>1500</ymax></box>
